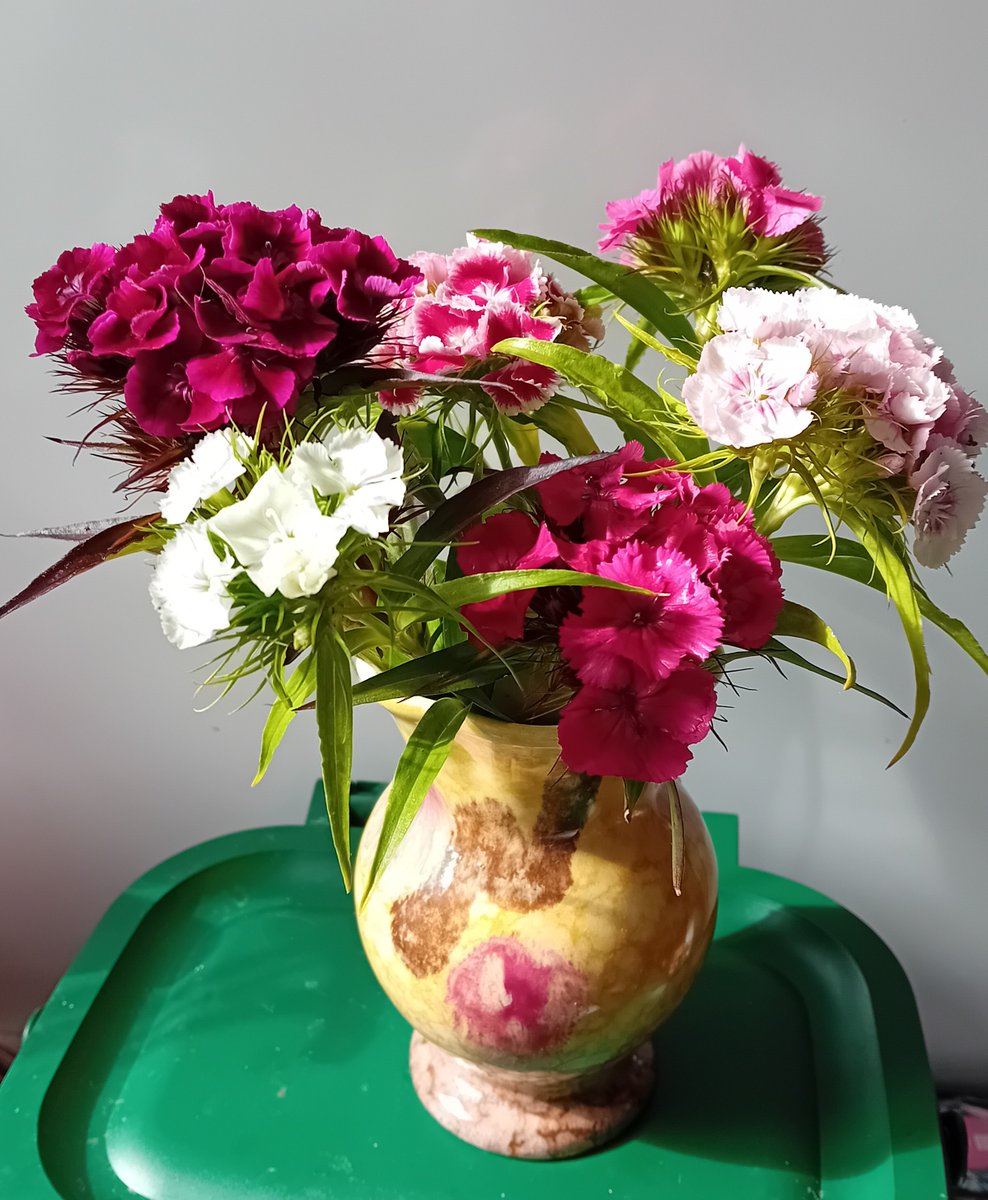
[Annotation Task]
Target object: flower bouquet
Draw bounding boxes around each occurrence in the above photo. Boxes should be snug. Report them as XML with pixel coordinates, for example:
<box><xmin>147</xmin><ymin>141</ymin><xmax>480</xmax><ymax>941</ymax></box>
<box><xmin>7</xmin><ymin>147</ymin><xmax>987</xmax><ymax>1158</ymax></box>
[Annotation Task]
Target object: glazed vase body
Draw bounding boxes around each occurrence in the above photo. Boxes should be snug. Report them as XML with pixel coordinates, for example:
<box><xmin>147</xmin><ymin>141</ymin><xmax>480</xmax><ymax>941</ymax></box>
<box><xmin>354</xmin><ymin>699</ymin><xmax>718</xmax><ymax>1158</ymax></box>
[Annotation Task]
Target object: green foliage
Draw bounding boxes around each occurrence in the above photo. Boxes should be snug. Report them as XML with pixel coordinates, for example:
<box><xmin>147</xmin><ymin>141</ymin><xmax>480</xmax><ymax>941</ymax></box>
<box><xmin>774</xmin><ymin>600</ymin><xmax>855</xmax><ymax>688</ymax></box>
<box><xmin>432</xmin><ymin>567</ymin><xmax>649</xmax><ymax>610</ymax></box>
<box><xmin>716</xmin><ymin>639</ymin><xmax>906</xmax><ymax>716</ymax></box>
<box><xmin>472</xmin><ymin>229</ymin><xmax>697</xmax><ymax>353</ymax></box>
<box><xmin>360</xmin><ymin>697</ymin><xmax>470</xmax><ymax>905</ymax></box>
<box><xmin>624</xmin><ymin>316</ymin><xmax>657</xmax><ymax>374</ymax></box>
<box><xmin>528</xmin><ymin>403</ymin><xmax>599</xmax><ymax>455</ymax></box>
<box><xmin>253</xmin><ymin>653</ymin><xmax>317</xmax><ymax>785</ymax></box>
<box><xmin>351</xmin><ymin>643</ymin><xmax>511</xmax><ymax>706</ymax></box>
<box><xmin>491</xmin><ymin>337</ymin><xmax>693</xmax><ymax>463</ymax></box>
<box><xmin>772</xmin><ymin>534</ymin><xmax>988</xmax><ymax>676</ymax></box>
<box><xmin>315</xmin><ymin>619</ymin><xmax>354</xmax><ymax>891</ymax></box>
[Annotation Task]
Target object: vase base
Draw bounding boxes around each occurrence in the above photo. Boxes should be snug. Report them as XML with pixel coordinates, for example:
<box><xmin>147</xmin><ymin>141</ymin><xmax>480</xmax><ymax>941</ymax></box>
<box><xmin>408</xmin><ymin>1032</ymin><xmax>655</xmax><ymax>1160</ymax></box>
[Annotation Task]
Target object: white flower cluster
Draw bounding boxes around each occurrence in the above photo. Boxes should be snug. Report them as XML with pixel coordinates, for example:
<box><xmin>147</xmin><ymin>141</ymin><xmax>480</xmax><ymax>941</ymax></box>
<box><xmin>149</xmin><ymin>427</ymin><xmax>405</xmax><ymax>649</ymax></box>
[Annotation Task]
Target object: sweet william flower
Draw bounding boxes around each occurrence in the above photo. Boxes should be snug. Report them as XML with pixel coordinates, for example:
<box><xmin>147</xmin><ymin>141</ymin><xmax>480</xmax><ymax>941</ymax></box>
<box><xmin>682</xmin><ymin>333</ymin><xmax>819</xmax><ymax>448</ymax></box>
<box><xmin>704</xmin><ymin>522</ymin><xmax>784</xmax><ymax>648</ymax></box>
<box><xmin>909</xmin><ymin>443</ymin><xmax>988</xmax><ymax>568</ymax></box>
<box><xmin>537</xmin><ymin>443</ymin><xmax>683</xmax><ymax>540</ymax></box>
<box><xmin>458</xmin><ymin>512</ymin><xmax>560</xmax><ymax>645</ymax></box>
<box><xmin>160</xmin><ymin>429</ymin><xmax>251</xmax><ymax>524</ymax></box>
<box><xmin>27</xmin><ymin>244</ymin><xmax>116</xmax><ymax>354</ymax></box>
<box><xmin>558</xmin><ymin>662</ymin><xmax>717</xmax><ymax>783</ymax></box>
<box><xmin>148</xmin><ymin>522</ymin><xmax>239</xmax><ymax>650</ymax></box>
<box><xmin>598</xmin><ymin>147</ymin><xmax>825</xmax><ymax>305</ymax></box>
<box><xmin>208</xmin><ymin>466</ymin><xmax>345</xmax><ymax>599</ymax></box>
<box><xmin>560</xmin><ymin>542</ymin><xmax>723</xmax><ymax>686</ymax></box>
<box><xmin>286</xmin><ymin>427</ymin><xmax>405</xmax><ymax>537</ymax></box>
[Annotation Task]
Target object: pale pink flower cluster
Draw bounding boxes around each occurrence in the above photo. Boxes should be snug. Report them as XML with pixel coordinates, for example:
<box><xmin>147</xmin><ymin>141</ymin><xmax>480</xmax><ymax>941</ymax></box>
<box><xmin>378</xmin><ymin>237</ymin><xmax>602</xmax><ymax>416</ymax></box>
<box><xmin>682</xmin><ymin>288</ymin><xmax>988</xmax><ymax>566</ymax></box>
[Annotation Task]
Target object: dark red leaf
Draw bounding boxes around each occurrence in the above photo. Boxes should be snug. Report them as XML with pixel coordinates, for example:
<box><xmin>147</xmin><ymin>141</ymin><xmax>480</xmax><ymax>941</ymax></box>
<box><xmin>0</xmin><ymin>515</ymin><xmax>159</xmax><ymax>621</ymax></box>
<box><xmin>391</xmin><ymin>453</ymin><xmax>609</xmax><ymax>580</ymax></box>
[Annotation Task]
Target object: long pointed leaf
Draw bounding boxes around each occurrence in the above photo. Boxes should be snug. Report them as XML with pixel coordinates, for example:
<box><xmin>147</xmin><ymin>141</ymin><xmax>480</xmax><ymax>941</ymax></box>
<box><xmin>433</xmin><ymin>568</ymin><xmax>649</xmax><ymax>610</ymax></box>
<box><xmin>625</xmin><ymin>317</ymin><xmax>657</xmax><ymax>374</ymax></box>
<box><xmin>614</xmin><ymin>311</ymin><xmax>700</xmax><ymax>374</ymax></box>
<box><xmin>351</xmin><ymin>643</ymin><xmax>510</xmax><ymax>705</ymax></box>
<box><xmin>361</xmin><ymin>697</ymin><xmax>469</xmax><ymax>904</ymax></box>
<box><xmin>315</xmin><ymin>621</ymin><xmax>354</xmax><ymax>890</ymax></box>
<box><xmin>253</xmin><ymin>653</ymin><xmax>317</xmax><ymax>785</ymax></box>
<box><xmin>501</xmin><ymin>418</ymin><xmax>541</xmax><ymax>465</ymax></box>
<box><xmin>472</xmin><ymin>229</ymin><xmax>696</xmax><ymax>352</ymax></box>
<box><xmin>391</xmin><ymin>453</ymin><xmax>608</xmax><ymax>581</ymax></box>
<box><xmin>718</xmin><ymin>640</ymin><xmax>907</xmax><ymax>716</ymax></box>
<box><xmin>492</xmin><ymin>338</ymin><xmax>691</xmax><ymax>462</ymax></box>
<box><xmin>846</xmin><ymin>519</ymin><xmax>930</xmax><ymax>765</ymax></box>
<box><xmin>0</xmin><ymin>515</ymin><xmax>160</xmax><ymax>621</ymax></box>
<box><xmin>773</xmin><ymin>600</ymin><xmax>855</xmax><ymax>688</ymax></box>
<box><xmin>773</xmin><ymin>533</ymin><xmax>988</xmax><ymax>677</ymax></box>
<box><xmin>529</xmin><ymin>403</ymin><xmax>599</xmax><ymax>455</ymax></box>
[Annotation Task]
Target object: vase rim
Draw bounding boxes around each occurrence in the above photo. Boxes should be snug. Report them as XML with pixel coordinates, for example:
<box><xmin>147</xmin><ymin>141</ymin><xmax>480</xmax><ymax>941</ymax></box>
<box><xmin>379</xmin><ymin>695</ymin><xmax>563</xmax><ymax>750</ymax></box>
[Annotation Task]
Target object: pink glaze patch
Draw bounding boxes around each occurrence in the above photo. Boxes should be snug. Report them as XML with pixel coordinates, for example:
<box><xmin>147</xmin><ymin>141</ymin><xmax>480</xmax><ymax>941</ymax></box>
<box><xmin>446</xmin><ymin>936</ymin><xmax>587</xmax><ymax>1055</ymax></box>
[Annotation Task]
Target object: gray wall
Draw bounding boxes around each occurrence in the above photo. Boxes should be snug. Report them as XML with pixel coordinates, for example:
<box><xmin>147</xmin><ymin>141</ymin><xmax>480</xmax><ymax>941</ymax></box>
<box><xmin>1</xmin><ymin>1</ymin><xmax>986</xmax><ymax>1086</ymax></box>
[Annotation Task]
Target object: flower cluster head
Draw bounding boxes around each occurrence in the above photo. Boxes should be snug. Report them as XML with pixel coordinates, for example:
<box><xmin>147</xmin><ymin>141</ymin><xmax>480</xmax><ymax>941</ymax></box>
<box><xmin>458</xmin><ymin>443</ymin><xmax>784</xmax><ymax>783</ymax></box>
<box><xmin>27</xmin><ymin>194</ymin><xmax>421</xmax><ymax>438</ymax></box>
<box><xmin>378</xmin><ymin>236</ymin><xmax>603</xmax><ymax>416</ymax></box>
<box><xmin>599</xmin><ymin>147</ymin><xmax>825</xmax><ymax>307</ymax></box>
<box><xmin>683</xmin><ymin>287</ymin><xmax>988</xmax><ymax>566</ymax></box>
<box><xmin>149</xmin><ymin>425</ymin><xmax>404</xmax><ymax>648</ymax></box>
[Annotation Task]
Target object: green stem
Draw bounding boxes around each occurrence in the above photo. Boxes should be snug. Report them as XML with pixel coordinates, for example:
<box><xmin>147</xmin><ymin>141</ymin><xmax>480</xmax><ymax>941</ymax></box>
<box><xmin>757</xmin><ymin>475</ymin><xmax>818</xmax><ymax>535</ymax></box>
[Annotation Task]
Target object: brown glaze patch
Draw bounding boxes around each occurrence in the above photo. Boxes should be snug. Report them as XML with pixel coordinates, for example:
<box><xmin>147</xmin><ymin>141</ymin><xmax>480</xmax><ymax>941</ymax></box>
<box><xmin>390</xmin><ymin>771</ymin><xmax>599</xmax><ymax>979</ymax></box>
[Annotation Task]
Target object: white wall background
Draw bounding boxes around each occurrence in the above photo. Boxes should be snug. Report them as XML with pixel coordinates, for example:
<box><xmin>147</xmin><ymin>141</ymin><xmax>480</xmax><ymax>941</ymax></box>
<box><xmin>1</xmin><ymin>0</ymin><xmax>986</xmax><ymax>1087</ymax></box>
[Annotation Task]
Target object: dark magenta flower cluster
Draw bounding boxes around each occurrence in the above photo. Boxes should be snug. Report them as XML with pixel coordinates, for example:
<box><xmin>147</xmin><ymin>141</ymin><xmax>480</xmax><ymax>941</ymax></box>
<box><xmin>27</xmin><ymin>193</ymin><xmax>421</xmax><ymax>436</ymax></box>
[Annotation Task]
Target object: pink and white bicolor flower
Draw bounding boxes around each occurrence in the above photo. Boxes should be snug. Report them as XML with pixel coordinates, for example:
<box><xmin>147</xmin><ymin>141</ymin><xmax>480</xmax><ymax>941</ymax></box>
<box><xmin>682</xmin><ymin>332</ymin><xmax>819</xmax><ymax>448</ymax></box>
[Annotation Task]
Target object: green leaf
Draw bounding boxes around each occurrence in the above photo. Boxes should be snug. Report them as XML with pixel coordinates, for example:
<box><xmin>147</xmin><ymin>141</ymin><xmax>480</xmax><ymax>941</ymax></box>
<box><xmin>773</xmin><ymin>599</ymin><xmax>855</xmax><ymax>689</ymax></box>
<box><xmin>773</xmin><ymin>534</ymin><xmax>988</xmax><ymax>677</ymax></box>
<box><xmin>391</xmin><ymin>452</ymin><xmax>608</xmax><ymax>581</ymax></box>
<box><xmin>846</xmin><ymin>519</ymin><xmax>929</xmax><ymax>765</ymax></box>
<box><xmin>351</xmin><ymin>643</ymin><xmax>511</xmax><ymax>705</ymax></box>
<box><xmin>253</xmin><ymin>652</ymin><xmax>317</xmax><ymax>785</ymax></box>
<box><xmin>623</xmin><ymin>778</ymin><xmax>647</xmax><ymax>815</ymax></box>
<box><xmin>665</xmin><ymin>780</ymin><xmax>685</xmax><ymax>897</ymax></box>
<box><xmin>615</xmin><ymin>311</ymin><xmax>700</xmax><ymax>374</ymax></box>
<box><xmin>433</xmin><ymin>568</ymin><xmax>649</xmax><ymax>610</ymax></box>
<box><xmin>361</xmin><ymin>697</ymin><xmax>469</xmax><ymax>904</ymax></box>
<box><xmin>472</xmin><ymin>229</ymin><xmax>696</xmax><ymax>352</ymax></box>
<box><xmin>491</xmin><ymin>338</ymin><xmax>689</xmax><ymax>462</ymax></box>
<box><xmin>315</xmin><ymin>620</ymin><xmax>354</xmax><ymax>890</ymax></box>
<box><xmin>717</xmin><ymin>640</ymin><xmax>907</xmax><ymax>717</ymax></box>
<box><xmin>501</xmin><ymin>417</ymin><xmax>541</xmax><ymax>465</ymax></box>
<box><xmin>573</xmin><ymin>283</ymin><xmax>614</xmax><ymax>309</ymax></box>
<box><xmin>624</xmin><ymin>317</ymin><xmax>656</xmax><ymax>374</ymax></box>
<box><xmin>529</xmin><ymin>402</ymin><xmax>599</xmax><ymax>455</ymax></box>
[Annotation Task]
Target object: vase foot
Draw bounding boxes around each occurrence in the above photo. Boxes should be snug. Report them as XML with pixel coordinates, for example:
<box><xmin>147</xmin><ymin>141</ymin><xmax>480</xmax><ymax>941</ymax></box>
<box><xmin>408</xmin><ymin>1032</ymin><xmax>655</xmax><ymax>1160</ymax></box>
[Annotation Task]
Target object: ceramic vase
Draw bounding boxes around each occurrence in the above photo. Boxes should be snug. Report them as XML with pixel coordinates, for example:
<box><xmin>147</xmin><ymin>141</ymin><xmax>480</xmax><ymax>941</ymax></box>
<box><xmin>353</xmin><ymin>698</ymin><xmax>718</xmax><ymax>1159</ymax></box>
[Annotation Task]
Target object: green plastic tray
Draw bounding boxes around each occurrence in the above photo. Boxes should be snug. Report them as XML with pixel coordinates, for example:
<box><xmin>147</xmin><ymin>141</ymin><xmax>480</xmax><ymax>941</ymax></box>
<box><xmin>0</xmin><ymin>782</ymin><xmax>947</xmax><ymax>1199</ymax></box>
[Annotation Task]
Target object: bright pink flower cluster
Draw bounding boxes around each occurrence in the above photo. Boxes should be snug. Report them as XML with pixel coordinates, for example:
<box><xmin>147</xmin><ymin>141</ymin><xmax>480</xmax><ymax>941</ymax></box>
<box><xmin>27</xmin><ymin>194</ymin><xmax>420</xmax><ymax>437</ymax></box>
<box><xmin>458</xmin><ymin>444</ymin><xmax>784</xmax><ymax>783</ymax></box>
<box><xmin>597</xmin><ymin>146</ymin><xmax>821</xmax><ymax>294</ymax></box>
<box><xmin>598</xmin><ymin>146</ymin><xmax>824</xmax><ymax>277</ymax></box>
<box><xmin>378</xmin><ymin>238</ymin><xmax>603</xmax><ymax>416</ymax></box>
